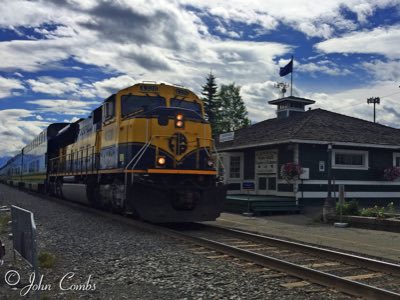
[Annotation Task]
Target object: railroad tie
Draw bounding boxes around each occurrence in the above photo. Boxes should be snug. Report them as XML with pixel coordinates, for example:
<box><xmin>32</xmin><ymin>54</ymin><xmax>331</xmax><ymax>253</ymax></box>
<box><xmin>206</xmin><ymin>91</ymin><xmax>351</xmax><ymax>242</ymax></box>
<box><xmin>343</xmin><ymin>273</ymin><xmax>383</xmax><ymax>281</ymax></box>
<box><xmin>281</xmin><ymin>281</ymin><xmax>311</xmax><ymax>288</ymax></box>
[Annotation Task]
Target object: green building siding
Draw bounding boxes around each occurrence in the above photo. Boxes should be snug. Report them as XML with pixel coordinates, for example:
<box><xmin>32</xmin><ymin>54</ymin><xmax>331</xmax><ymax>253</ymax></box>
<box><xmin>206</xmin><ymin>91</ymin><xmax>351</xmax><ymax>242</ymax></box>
<box><xmin>299</xmin><ymin>144</ymin><xmax>395</xmax><ymax>181</ymax></box>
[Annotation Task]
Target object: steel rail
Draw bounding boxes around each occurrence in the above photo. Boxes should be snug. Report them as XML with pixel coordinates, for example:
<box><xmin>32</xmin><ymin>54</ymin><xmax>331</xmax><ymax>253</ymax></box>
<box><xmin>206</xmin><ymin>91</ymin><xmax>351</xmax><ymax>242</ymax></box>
<box><xmin>199</xmin><ymin>223</ymin><xmax>400</xmax><ymax>276</ymax></box>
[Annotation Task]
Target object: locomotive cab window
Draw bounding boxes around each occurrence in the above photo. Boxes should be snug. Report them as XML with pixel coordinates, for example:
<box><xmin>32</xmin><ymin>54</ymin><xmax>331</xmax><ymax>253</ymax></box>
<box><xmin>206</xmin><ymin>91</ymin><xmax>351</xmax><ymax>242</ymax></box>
<box><xmin>121</xmin><ymin>95</ymin><xmax>165</xmax><ymax>117</ymax></box>
<box><xmin>103</xmin><ymin>95</ymin><xmax>116</xmax><ymax>121</ymax></box>
<box><xmin>170</xmin><ymin>98</ymin><xmax>202</xmax><ymax>115</ymax></box>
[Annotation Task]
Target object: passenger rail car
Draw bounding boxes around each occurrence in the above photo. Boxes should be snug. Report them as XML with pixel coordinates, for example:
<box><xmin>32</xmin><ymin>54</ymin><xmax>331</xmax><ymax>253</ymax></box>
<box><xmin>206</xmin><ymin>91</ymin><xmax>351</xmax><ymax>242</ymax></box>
<box><xmin>0</xmin><ymin>123</ymin><xmax>69</xmax><ymax>190</ymax></box>
<box><xmin>0</xmin><ymin>83</ymin><xmax>226</xmax><ymax>222</ymax></box>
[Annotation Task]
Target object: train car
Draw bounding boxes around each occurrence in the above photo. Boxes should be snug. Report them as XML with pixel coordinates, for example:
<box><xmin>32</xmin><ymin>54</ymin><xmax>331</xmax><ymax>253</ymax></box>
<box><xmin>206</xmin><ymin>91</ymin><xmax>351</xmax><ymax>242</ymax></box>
<box><xmin>0</xmin><ymin>123</ymin><xmax>69</xmax><ymax>191</ymax></box>
<box><xmin>0</xmin><ymin>153</ymin><xmax>22</xmax><ymax>186</ymax></box>
<box><xmin>0</xmin><ymin>159</ymin><xmax>11</xmax><ymax>183</ymax></box>
<box><xmin>48</xmin><ymin>82</ymin><xmax>226</xmax><ymax>222</ymax></box>
<box><xmin>20</xmin><ymin>123</ymin><xmax>69</xmax><ymax>192</ymax></box>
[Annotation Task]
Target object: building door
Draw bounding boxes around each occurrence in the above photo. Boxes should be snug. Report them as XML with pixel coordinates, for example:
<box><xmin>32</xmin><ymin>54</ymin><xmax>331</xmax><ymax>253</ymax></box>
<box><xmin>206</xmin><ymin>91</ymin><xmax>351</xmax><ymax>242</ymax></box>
<box><xmin>257</xmin><ymin>175</ymin><xmax>277</xmax><ymax>195</ymax></box>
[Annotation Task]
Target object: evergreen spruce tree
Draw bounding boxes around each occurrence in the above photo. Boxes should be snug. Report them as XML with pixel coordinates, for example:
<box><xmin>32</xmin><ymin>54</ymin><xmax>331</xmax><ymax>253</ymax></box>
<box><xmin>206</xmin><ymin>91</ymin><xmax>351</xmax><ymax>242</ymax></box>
<box><xmin>201</xmin><ymin>72</ymin><xmax>222</xmax><ymax>134</ymax></box>
<box><xmin>219</xmin><ymin>83</ymin><xmax>250</xmax><ymax>132</ymax></box>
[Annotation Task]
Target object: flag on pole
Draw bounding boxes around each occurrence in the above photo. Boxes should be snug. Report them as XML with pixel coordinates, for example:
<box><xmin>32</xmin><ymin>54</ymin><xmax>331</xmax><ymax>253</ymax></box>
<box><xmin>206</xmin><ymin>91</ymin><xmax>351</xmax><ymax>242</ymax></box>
<box><xmin>279</xmin><ymin>58</ymin><xmax>293</xmax><ymax>77</ymax></box>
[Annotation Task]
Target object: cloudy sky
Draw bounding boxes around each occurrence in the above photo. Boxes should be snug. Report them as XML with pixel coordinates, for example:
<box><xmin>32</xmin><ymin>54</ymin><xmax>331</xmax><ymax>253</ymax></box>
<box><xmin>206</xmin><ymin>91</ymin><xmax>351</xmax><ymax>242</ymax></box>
<box><xmin>0</xmin><ymin>0</ymin><xmax>400</xmax><ymax>158</ymax></box>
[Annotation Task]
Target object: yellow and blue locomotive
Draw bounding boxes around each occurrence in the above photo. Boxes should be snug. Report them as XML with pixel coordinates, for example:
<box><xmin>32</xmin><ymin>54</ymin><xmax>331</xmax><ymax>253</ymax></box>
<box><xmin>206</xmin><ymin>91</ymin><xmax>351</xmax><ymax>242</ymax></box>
<box><xmin>0</xmin><ymin>82</ymin><xmax>226</xmax><ymax>222</ymax></box>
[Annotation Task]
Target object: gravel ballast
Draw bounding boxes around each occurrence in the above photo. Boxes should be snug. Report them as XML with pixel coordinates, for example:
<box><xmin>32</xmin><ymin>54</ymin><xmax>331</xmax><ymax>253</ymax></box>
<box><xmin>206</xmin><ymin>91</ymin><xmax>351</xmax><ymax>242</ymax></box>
<box><xmin>0</xmin><ymin>184</ymin><xmax>350</xmax><ymax>299</ymax></box>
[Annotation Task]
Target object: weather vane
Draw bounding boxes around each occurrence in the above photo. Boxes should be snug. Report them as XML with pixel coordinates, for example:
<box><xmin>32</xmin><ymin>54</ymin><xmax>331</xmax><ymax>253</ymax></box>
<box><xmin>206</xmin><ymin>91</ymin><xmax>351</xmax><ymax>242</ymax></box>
<box><xmin>274</xmin><ymin>82</ymin><xmax>289</xmax><ymax>98</ymax></box>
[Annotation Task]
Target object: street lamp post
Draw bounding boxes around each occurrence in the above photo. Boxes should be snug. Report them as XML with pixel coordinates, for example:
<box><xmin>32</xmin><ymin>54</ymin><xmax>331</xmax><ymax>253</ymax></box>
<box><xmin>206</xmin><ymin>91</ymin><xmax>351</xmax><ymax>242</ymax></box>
<box><xmin>323</xmin><ymin>143</ymin><xmax>335</xmax><ymax>222</ymax></box>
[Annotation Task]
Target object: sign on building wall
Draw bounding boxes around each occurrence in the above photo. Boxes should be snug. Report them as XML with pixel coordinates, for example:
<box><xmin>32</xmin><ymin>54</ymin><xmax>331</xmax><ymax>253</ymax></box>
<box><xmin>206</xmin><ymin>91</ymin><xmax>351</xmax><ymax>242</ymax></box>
<box><xmin>219</xmin><ymin>132</ymin><xmax>234</xmax><ymax>143</ymax></box>
<box><xmin>300</xmin><ymin>168</ymin><xmax>309</xmax><ymax>179</ymax></box>
<box><xmin>242</xmin><ymin>182</ymin><xmax>255</xmax><ymax>190</ymax></box>
<box><xmin>255</xmin><ymin>149</ymin><xmax>278</xmax><ymax>174</ymax></box>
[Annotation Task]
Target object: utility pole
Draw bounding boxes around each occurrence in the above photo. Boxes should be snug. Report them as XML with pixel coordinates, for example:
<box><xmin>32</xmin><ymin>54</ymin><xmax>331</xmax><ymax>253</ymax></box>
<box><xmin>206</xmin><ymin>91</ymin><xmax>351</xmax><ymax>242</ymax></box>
<box><xmin>367</xmin><ymin>97</ymin><xmax>380</xmax><ymax>123</ymax></box>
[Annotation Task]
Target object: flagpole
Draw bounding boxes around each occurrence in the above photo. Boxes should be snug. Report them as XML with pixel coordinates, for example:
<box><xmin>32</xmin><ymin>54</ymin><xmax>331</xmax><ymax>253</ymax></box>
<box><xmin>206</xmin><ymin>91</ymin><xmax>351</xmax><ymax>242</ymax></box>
<box><xmin>290</xmin><ymin>55</ymin><xmax>293</xmax><ymax>96</ymax></box>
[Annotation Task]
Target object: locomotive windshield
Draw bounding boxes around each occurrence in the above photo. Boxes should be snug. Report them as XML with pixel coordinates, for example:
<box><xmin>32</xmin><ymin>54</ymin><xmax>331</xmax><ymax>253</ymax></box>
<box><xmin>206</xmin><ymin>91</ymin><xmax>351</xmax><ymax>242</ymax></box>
<box><xmin>170</xmin><ymin>98</ymin><xmax>202</xmax><ymax>115</ymax></box>
<box><xmin>121</xmin><ymin>95</ymin><xmax>166</xmax><ymax>117</ymax></box>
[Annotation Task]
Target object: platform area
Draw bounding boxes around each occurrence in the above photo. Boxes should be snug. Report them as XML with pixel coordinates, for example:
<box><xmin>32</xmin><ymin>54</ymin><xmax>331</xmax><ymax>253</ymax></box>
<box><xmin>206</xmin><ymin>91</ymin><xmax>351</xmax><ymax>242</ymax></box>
<box><xmin>207</xmin><ymin>212</ymin><xmax>400</xmax><ymax>262</ymax></box>
<box><xmin>224</xmin><ymin>194</ymin><xmax>299</xmax><ymax>215</ymax></box>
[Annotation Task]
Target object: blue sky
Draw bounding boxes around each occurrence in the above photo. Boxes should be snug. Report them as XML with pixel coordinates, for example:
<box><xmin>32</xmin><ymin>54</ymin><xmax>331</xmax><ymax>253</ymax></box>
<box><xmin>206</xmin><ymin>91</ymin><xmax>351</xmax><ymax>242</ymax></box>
<box><xmin>0</xmin><ymin>0</ymin><xmax>400</xmax><ymax>157</ymax></box>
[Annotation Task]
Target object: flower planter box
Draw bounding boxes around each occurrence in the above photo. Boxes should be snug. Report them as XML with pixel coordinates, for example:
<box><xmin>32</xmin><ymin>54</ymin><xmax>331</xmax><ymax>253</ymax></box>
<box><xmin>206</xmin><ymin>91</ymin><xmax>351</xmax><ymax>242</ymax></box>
<box><xmin>330</xmin><ymin>215</ymin><xmax>400</xmax><ymax>233</ymax></box>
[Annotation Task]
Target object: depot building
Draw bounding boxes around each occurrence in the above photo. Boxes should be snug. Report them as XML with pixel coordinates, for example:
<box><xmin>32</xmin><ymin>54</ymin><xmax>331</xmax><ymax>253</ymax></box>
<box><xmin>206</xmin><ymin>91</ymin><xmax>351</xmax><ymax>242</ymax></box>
<box><xmin>215</xmin><ymin>96</ymin><xmax>400</xmax><ymax>207</ymax></box>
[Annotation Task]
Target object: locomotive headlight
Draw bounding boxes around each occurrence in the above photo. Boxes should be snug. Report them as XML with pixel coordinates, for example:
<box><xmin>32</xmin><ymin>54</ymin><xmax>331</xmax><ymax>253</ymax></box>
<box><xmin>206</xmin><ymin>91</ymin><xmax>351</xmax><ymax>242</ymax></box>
<box><xmin>175</xmin><ymin>120</ymin><xmax>184</xmax><ymax>128</ymax></box>
<box><xmin>175</xmin><ymin>113</ymin><xmax>184</xmax><ymax>128</ymax></box>
<box><xmin>157</xmin><ymin>156</ymin><xmax>166</xmax><ymax>165</ymax></box>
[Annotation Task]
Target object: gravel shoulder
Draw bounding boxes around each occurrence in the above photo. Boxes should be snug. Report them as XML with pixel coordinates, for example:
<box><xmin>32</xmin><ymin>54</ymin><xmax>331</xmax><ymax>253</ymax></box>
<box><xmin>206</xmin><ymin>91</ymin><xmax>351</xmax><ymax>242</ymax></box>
<box><xmin>0</xmin><ymin>184</ymin><xmax>350</xmax><ymax>299</ymax></box>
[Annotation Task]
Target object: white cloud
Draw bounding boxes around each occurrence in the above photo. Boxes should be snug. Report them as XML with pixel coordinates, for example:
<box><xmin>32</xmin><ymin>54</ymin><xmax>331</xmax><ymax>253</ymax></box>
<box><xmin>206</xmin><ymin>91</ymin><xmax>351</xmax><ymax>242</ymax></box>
<box><xmin>0</xmin><ymin>39</ymin><xmax>72</xmax><ymax>72</ymax></box>
<box><xmin>315</xmin><ymin>25</ymin><xmax>400</xmax><ymax>59</ymax></box>
<box><xmin>182</xmin><ymin>0</ymin><xmax>398</xmax><ymax>38</ymax></box>
<box><xmin>27</xmin><ymin>76</ymin><xmax>82</xmax><ymax>96</ymax></box>
<box><xmin>64</xmin><ymin>117</ymin><xmax>80</xmax><ymax>123</ymax></box>
<box><xmin>0</xmin><ymin>109</ymin><xmax>48</xmax><ymax>155</ymax></box>
<box><xmin>215</xmin><ymin>25</ymin><xmax>242</xmax><ymax>39</ymax></box>
<box><xmin>297</xmin><ymin>61</ymin><xmax>352</xmax><ymax>76</ymax></box>
<box><xmin>92</xmin><ymin>75</ymin><xmax>137</xmax><ymax>98</ymax></box>
<box><xmin>0</xmin><ymin>76</ymin><xmax>25</xmax><ymax>98</ymax></box>
<box><xmin>362</xmin><ymin>59</ymin><xmax>400</xmax><ymax>81</ymax></box>
<box><xmin>25</xmin><ymin>75</ymin><xmax>139</xmax><ymax>99</ymax></box>
<box><xmin>26</xmin><ymin>99</ymin><xmax>100</xmax><ymax>115</ymax></box>
<box><xmin>240</xmin><ymin>81</ymin><xmax>281</xmax><ymax>121</ymax></box>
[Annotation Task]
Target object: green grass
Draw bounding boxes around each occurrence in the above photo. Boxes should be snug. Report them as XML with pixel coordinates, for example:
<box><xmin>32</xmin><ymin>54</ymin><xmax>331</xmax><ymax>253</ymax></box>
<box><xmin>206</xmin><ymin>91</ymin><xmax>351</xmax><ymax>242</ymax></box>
<box><xmin>38</xmin><ymin>251</ymin><xmax>56</xmax><ymax>269</ymax></box>
<box><xmin>0</xmin><ymin>213</ymin><xmax>11</xmax><ymax>233</ymax></box>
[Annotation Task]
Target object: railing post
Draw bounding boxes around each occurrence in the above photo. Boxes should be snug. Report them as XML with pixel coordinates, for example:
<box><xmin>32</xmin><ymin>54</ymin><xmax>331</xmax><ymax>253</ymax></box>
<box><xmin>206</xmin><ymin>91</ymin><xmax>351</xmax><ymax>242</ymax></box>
<box><xmin>196</xmin><ymin>138</ymin><xmax>200</xmax><ymax>169</ymax></box>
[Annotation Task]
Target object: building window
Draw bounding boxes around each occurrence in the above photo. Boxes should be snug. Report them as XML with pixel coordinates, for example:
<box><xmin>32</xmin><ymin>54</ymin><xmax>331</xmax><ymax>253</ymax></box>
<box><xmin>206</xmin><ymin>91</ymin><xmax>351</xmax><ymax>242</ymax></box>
<box><xmin>229</xmin><ymin>156</ymin><xmax>241</xmax><ymax>178</ymax></box>
<box><xmin>393</xmin><ymin>153</ymin><xmax>400</xmax><ymax>167</ymax></box>
<box><xmin>332</xmin><ymin>149</ymin><xmax>368</xmax><ymax>170</ymax></box>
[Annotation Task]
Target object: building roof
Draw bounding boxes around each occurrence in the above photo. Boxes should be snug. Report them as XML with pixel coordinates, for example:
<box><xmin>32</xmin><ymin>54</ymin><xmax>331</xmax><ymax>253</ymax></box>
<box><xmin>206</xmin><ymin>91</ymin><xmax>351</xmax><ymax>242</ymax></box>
<box><xmin>268</xmin><ymin>95</ymin><xmax>315</xmax><ymax>105</ymax></box>
<box><xmin>216</xmin><ymin>108</ymin><xmax>400</xmax><ymax>151</ymax></box>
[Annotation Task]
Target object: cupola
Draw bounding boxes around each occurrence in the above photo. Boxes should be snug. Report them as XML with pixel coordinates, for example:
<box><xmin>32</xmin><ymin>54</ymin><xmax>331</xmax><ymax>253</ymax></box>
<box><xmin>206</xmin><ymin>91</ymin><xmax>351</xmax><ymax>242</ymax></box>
<box><xmin>268</xmin><ymin>96</ymin><xmax>315</xmax><ymax>119</ymax></box>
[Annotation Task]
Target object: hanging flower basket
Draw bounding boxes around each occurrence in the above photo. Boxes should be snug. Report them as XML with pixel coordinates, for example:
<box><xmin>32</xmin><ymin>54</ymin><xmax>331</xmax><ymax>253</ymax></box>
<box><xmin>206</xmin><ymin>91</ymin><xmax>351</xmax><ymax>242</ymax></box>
<box><xmin>383</xmin><ymin>166</ymin><xmax>400</xmax><ymax>181</ymax></box>
<box><xmin>280</xmin><ymin>162</ymin><xmax>304</xmax><ymax>183</ymax></box>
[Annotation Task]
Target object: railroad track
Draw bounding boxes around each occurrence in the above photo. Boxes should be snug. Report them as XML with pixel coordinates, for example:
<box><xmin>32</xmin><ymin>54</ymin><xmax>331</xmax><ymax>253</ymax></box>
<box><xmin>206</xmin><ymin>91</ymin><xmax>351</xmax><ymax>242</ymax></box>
<box><xmin>168</xmin><ymin>223</ymin><xmax>400</xmax><ymax>300</ymax></box>
<box><xmin>10</xmin><ymin>191</ymin><xmax>400</xmax><ymax>299</ymax></box>
<box><xmin>68</xmin><ymin>203</ymin><xmax>400</xmax><ymax>299</ymax></box>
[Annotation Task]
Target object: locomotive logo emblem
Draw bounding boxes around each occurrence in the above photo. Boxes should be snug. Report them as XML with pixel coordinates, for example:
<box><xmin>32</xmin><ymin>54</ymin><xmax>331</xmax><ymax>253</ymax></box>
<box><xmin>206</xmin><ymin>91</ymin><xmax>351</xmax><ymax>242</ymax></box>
<box><xmin>168</xmin><ymin>133</ymin><xmax>187</xmax><ymax>155</ymax></box>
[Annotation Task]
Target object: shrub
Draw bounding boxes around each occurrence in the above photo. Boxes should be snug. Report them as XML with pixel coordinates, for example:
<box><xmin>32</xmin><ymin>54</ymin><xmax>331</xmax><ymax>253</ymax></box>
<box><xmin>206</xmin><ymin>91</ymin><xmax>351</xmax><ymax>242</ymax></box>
<box><xmin>360</xmin><ymin>205</ymin><xmax>385</xmax><ymax>218</ymax></box>
<box><xmin>386</xmin><ymin>202</ymin><xmax>396</xmax><ymax>214</ymax></box>
<box><xmin>336</xmin><ymin>200</ymin><xmax>359</xmax><ymax>216</ymax></box>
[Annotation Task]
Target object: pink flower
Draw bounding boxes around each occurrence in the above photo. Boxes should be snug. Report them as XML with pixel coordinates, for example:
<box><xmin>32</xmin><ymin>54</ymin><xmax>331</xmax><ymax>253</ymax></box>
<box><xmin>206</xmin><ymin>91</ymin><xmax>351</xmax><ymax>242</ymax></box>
<box><xmin>383</xmin><ymin>167</ymin><xmax>400</xmax><ymax>181</ymax></box>
<box><xmin>280</xmin><ymin>162</ymin><xmax>303</xmax><ymax>182</ymax></box>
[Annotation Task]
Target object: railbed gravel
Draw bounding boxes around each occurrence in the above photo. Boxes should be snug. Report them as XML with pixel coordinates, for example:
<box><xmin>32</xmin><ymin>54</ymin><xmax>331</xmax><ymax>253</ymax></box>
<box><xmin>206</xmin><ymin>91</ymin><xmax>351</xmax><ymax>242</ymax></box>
<box><xmin>0</xmin><ymin>184</ymin><xmax>352</xmax><ymax>299</ymax></box>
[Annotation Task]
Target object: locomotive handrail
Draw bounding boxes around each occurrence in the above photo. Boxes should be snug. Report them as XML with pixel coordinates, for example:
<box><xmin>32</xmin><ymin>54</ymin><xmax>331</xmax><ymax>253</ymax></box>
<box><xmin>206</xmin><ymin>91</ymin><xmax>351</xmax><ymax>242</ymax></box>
<box><xmin>130</xmin><ymin>139</ymin><xmax>154</xmax><ymax>170</ymax></box>
<box><xmin>208</xmin><ymin>138</ymin><xmax>225</xmax><ymax>179</ymax></box>
<box><xmin>48</xmin><ymin>145</ymin><xmax>97</xmax><ymax>176</ymax></box>
<box><xmin>125</xmin><ymin>137</ymin><xmax>154</xmax><ymax>170</ymax></box>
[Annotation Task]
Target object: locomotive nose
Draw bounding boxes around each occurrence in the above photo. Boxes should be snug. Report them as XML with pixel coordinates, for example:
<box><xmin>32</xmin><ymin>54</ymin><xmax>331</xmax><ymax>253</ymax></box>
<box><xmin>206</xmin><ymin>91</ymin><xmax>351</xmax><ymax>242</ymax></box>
<box><xmin>168</xmin><ymin>133</ymin><xmax>188</xmax><ymax>155</ymax></box>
